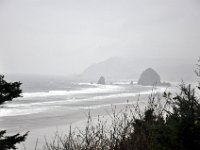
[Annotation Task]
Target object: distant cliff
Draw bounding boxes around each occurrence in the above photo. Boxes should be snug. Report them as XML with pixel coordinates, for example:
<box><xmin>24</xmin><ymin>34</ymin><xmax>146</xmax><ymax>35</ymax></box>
<box><xmin>138</xmin><ymin>68</ymin><xmax>170</xmax><ymax>86</ymax></box>
<box><xmin>138</xmin><ymin>68</ymin><xmax>161</xmax><ymax>86</ymax></box>
<box><xmin>97</xmin><ymin>76</ymin><xmax>106</xmax><ymax>84</ymax></box>
<box><xmin>80</xmin><ymin>57</ymin><xmax>135</xmax><ymax>81</ymax></box>
<box><xmin>80</xmin><ymin>57</ymin><xmax>195</xmax><ymax>82</ymax></box>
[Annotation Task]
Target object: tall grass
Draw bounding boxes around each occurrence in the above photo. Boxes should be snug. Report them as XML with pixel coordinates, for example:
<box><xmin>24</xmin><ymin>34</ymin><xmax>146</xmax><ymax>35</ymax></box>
<box><xmin>40</xmin><ymin>88</ymin><xmax>171</xmax><ymax>150</ymax></box>
<box><xmin>37</xmin><ymin>77</ymin><xmax>200</xmax><ymax>150</ymax></box>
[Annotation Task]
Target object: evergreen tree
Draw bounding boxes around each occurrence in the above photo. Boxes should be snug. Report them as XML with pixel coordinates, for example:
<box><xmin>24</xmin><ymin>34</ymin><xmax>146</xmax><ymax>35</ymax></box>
<box><xmin>0</xmin><ymin>75</ymin><xmax>28</xmax><ymax>150</ymax></box>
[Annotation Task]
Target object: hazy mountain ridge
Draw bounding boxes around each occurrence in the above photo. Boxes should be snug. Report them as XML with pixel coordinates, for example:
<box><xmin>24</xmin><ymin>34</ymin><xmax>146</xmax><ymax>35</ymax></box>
<box><xmin>80</xmin><ymin>57</ymin><xmax>196</xmax><ymax>82</ymax></box>
<box><xmin>4</xmin><ymin>57</ymin><xmax>196</xmax><ymax>91</ymax></box>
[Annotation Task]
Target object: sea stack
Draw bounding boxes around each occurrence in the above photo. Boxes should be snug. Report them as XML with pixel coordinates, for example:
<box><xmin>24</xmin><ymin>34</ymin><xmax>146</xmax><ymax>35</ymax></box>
<box><xmin>97</xmin><ymin>76</ymin><xmax>106</xmax><ymax>84</ymax></box>
<box><xmin>138</xmin><ymin>68</ymin><xmax>161</xmax><ymax>86</ymax></box>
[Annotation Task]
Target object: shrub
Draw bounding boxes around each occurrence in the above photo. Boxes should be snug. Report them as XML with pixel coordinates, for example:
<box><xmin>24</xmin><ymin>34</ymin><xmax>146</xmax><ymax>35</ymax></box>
<box><xmin>43</xmin><ymin>83</ymin><xmax>200</xmax><ymax>150</ymax></box>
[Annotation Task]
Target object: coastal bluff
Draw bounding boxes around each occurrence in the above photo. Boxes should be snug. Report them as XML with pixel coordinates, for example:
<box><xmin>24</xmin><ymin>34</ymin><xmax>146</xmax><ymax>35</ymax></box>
<box><xmin>97</xmin><ymin>76</ymin><xmax>106</xmax><ymax>84</ymax></box>
<box><xmin>138</xmin><ymin>68</ymin><xmax>170</xmax><ymax>86</ymax></box>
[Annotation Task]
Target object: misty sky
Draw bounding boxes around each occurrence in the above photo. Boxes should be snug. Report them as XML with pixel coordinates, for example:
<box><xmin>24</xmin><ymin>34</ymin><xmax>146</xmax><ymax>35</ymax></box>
<box><xmin>0</xmin><ymin>0</ymin><xmax>200</xmax><ymax>75</ymax></box>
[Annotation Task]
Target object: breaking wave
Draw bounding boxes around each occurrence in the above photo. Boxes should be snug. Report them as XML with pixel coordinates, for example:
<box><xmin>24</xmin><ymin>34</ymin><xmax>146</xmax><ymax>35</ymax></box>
<box><xmin>22</xmin><ymin>84</ymin><xmax>120</xmax><ymax>98</ymax></box>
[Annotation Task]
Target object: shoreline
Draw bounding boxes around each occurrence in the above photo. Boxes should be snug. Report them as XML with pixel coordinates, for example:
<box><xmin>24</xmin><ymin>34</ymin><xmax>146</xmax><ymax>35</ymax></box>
<box><xmin>13</xmin><ymin>94</ymin><xmax>150</xmax><ymax>150</ymax></box>
<box><xmin>0</xmin><ymin>85</ymin><xmax>178</xmax><ymax>150</ymax></box>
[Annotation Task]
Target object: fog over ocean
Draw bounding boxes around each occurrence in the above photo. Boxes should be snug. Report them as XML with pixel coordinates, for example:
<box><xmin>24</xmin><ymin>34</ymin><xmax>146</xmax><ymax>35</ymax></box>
<box><xmin>1</xmin><ymin>0</ymin><xmax>199</xmax><ymax>149</ymax></box>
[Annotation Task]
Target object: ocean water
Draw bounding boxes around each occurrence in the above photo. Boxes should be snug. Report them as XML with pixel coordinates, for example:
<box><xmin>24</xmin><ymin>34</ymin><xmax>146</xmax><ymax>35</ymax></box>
<box><xmin>0</xmin><ymin>77</ymin><xmax>179</xmax><ymax>149</ymax></box>
<box><xmin>0</xmin><ymin>82</ymin><xmax>167</xmax><ymax>117</ymax></box>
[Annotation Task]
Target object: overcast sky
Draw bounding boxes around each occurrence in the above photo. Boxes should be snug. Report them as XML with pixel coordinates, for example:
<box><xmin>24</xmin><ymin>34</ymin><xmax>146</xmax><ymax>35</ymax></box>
<box><xmin>0</xmin><ymin>0</ymin><xmax>200</xmax><ymax>75</ymax></box>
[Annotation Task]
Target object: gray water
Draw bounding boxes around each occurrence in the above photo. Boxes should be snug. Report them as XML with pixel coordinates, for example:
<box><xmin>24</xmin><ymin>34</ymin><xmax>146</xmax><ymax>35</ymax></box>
<box><xmin>0</xmin><ymin>76</ymin><xmax>176</xmax><ymax>149</ymax></box>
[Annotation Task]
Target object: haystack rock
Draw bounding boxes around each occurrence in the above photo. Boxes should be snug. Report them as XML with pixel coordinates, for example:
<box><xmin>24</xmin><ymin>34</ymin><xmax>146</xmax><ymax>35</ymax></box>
<box><xmin>97</xmin><ymin>76</ymin><xmax>106</xmax><ymax>84</ymax></box>
<box><xmin>138</xmin><ymin>68</ymin><xmax>162</xmax><ymax>86</ymax></box>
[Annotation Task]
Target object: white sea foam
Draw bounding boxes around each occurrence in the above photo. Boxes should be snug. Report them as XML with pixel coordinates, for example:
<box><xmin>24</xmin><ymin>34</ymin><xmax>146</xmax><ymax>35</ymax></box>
<box><xmin>6</xmin><ymin>87</ymin><xmax>166</xmax><ymax>109</ymax></box>
<box><xmin>66</xmin><ymin>87</ymin><xmax>166</xmax><ymax>103</ymax></box>
<box><xmin>22</xmin><ymin>85</ymin><xmax>121</xmax><ymax>98</ymax></box>
<box><xmin>0</xmin><ymin>108</ymin><xmax>47</xmax><ymax>117</ymax></box>
<box><xmin>1</xmin><ymin>85</ymin><xmax>167</xmax><ymax>117</ymax></box>
<box><xmin>112</xmin><ymin>81</ymin><xmax>137</xmax><ymax>85</ymax></box>
<box><xmin>77</xmin><ymin>82</ymin><xmax>99</xmax><ymax>86</ymax></box>
<box><xmin>3</xmin><ymin>100</ymin><xmax>70</xmax><ymax>108</ymax></box>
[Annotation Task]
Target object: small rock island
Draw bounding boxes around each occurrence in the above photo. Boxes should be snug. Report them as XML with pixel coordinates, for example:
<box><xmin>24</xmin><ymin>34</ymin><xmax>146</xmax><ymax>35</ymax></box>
<box><xmin>138</xmin><ymin>68</ymin><xmax>170</xmax><ymax>86</ymax></box>
<box><xmin>97</xmin><ymin>76</ymin><xmax>106</xmax><ymax>84</ymax></box>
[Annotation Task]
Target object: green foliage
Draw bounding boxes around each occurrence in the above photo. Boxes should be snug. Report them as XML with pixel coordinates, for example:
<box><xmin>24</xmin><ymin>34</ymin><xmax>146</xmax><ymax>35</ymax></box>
<box><xmin>120</xmin><ymin>83</ymin><xmax>200</xmax><ymax>150</ymax></box>
<box><xmin>0</xmin><ymin>130</ymin><xmax>28</xmax><ymax>150</ymax></box>
<box><xmin>43</xmin><ymin>83</ymin><xmax>200</xmax><ymax>150</ymax></box>
<box><xmin>0</xmin><ymin>75</ymin><xmax>22</xmax><ymax>104</ymax></box>
<box><xmin>0</xmin><ymin>75</ymin><xmax>28</xmax><ymax>150</ymax></box>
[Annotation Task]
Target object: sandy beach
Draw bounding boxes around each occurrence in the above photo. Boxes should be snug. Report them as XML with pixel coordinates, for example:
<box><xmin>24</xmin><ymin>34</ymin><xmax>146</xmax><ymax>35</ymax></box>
<box><xmin>1</xmin><ymin>94</ymin><xmax>151</xmax><ymax>150</ymax></box>
<box><xmin>0</xmin><ymin>82</ymin><xmax>177</xmax><ymax>150</ymax></box>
